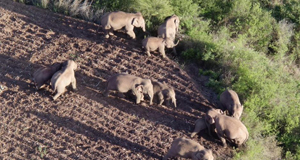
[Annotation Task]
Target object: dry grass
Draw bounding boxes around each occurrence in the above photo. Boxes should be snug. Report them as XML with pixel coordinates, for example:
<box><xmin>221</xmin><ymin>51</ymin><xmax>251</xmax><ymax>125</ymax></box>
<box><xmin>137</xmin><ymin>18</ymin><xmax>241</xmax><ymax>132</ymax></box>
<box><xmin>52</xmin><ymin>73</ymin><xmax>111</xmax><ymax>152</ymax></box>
<box><xmin>52</xmin><ymin>0</ymin><xmax>103</xmax><ymax>21</ymax></box>
<box><xmin>41</xmin><ymin>0</ymin><xmax>49</xmax><ymax>8</ymax></box>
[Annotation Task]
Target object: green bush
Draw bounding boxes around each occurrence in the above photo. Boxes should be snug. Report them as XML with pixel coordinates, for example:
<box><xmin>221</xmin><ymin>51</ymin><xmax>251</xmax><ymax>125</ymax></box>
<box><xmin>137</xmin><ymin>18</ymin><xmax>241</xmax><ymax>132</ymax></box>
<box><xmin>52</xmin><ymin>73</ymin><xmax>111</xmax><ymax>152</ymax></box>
<box><xmin>128</xmin><ymin>0</ymin><xmax>173</xmax><ymax>32</ymax></box>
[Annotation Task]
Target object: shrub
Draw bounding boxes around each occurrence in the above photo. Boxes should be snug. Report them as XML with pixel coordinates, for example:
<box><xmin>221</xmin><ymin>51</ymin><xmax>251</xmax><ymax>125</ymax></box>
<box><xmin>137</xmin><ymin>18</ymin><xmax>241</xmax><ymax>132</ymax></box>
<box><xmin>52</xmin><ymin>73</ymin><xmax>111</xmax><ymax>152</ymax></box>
<box><xmin>127</xmin><ymin>0</ymin><xmax>174</xmax><ymax>33</ymax></box>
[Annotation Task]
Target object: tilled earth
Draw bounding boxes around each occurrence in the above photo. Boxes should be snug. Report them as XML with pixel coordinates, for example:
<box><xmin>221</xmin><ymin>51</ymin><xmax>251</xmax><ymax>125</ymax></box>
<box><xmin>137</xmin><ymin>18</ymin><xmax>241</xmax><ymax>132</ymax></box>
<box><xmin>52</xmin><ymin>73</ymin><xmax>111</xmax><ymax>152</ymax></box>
<box><xmin>0</xmin><ymin>1</ymin><xmax>234</xmax><ymax>159</ymax></box>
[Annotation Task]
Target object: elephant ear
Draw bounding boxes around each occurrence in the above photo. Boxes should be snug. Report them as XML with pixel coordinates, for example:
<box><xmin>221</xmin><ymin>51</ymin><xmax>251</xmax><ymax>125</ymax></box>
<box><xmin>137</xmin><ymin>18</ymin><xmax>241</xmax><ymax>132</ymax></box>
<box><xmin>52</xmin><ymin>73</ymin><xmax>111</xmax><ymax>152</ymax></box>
<box><xmin>195</xmin><ymin>150</ymin><xmax>205</xmax><ymax>159</ymax></box>
<box><xmin>205</xmin><ymin>114</ymin><xmax>215</xmax><ymax>124</ymax></box>
<box><xmin>135</xmin><ymin>84</ymin><xmax>144</xmax><ymax>93</ymax></box>
<box><xmin>131</xmin><ymin>17</ymin><xmax>139</xmax><ymax>26</ymax></box>
<box><xmin>162</xmin><ymin>89</ymin><xmax>170</xmax><ymax>98</ymax></box>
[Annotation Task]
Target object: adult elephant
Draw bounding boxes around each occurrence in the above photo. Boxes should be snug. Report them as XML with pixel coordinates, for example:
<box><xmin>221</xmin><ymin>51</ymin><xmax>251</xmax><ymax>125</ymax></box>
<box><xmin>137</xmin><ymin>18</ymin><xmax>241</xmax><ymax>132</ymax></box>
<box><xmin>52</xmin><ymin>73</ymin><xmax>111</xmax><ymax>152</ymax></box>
<box><xmin>104</xmin><ymin>73</ymin><xmax>154</xmax><ymax>105</ymax></box>
<box><xmin>158</xmin><ymin>15</ymin><xmax>180</xmax><ymax>40</ymax></box>
<box><xmin>101</xmin><ymin>11</ymin><xmax>146</xmax><ymax>39</ymax></box>
<box><xmin>205</xmin><ymin>109</ymin><xmax>249</xmax><ymax>148</ymax></box>
<box><xmin>157</xmin><ymin>15</ymin><xmax>180</xmax><ymax>54</ymax></box>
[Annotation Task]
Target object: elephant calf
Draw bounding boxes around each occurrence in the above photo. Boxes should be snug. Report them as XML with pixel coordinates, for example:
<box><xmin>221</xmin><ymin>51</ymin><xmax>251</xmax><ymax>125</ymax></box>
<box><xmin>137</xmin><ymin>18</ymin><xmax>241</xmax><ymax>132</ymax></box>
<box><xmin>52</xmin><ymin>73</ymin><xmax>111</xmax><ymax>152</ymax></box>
<box><xmin>142</xmin><ymin>37</ymin><xmax>179</xmax><ymax>59</ymax></box>
<box><xmin>152</xmin><ymin>80</ymin><xmax>176</xmax><ymax>108</ymax></box>
<box><xmin>51</xmin><ymin>60</ymin><xmax>77</xmax><ymax>100</ymax></box>
<box><xmin>206</xmin><ymin>109</ymin><xmax>249</xmax><ymax>148</ymax></box>
<box><xmin>190</xmin><ymin>117</ymin><xmax>207</xmax><ymax>138</ymax></box>
<box><xmin>33</xmin><ymin>62</ymin><xmax>62</xmax><ymax>89</ymax></box>
<box><xmin>101</xmin><ymin>11</ymin><xmax>146</xmax><ymax>39</ymax></box>
<box><xmin>220</xmin><ymin>89</ymin><xmax>243</xmax><ymax>119</ymax></box>
<box><xmin>163</xmin><ymin>137</ymin><xmax>214</xmax><ymax>160</ymax></box>
<box><xmin>104</xmin><ymin>73</ymin><xmax>153</xmax><ymax>105</ymax></box>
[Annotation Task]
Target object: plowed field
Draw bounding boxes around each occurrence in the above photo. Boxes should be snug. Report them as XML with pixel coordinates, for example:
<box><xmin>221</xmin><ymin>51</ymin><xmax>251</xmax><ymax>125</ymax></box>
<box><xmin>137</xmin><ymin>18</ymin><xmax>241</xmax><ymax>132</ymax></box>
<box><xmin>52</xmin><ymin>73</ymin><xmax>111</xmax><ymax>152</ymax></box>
<box><xmin>0</xmin><ymin>1</ymin><xmax>233</xmax><ymax>159</ymax></box>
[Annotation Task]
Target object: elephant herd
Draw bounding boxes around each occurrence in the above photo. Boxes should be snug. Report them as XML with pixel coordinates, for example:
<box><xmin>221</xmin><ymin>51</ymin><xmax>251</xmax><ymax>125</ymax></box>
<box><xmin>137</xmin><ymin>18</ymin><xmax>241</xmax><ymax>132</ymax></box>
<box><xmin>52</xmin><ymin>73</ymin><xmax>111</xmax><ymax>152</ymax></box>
<box><xmin>32</xmin><ymin>11</ymin><xmax>249</xmax><ymax>160</ymax></box>
<box><xmin>101</xmin><ymin>11</ymin><xmax>180</xmax><ymax>58</ymax></box>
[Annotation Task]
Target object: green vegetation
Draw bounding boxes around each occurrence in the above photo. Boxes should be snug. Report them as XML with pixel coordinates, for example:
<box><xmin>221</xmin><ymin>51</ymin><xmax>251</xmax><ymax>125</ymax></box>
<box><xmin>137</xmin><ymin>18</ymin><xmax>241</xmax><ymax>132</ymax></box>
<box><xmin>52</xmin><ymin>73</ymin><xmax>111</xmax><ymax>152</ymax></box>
<box><xmin>14</xmin><ymin>0</ymin><xmax>300</xmax><ymax>159</ymax></box>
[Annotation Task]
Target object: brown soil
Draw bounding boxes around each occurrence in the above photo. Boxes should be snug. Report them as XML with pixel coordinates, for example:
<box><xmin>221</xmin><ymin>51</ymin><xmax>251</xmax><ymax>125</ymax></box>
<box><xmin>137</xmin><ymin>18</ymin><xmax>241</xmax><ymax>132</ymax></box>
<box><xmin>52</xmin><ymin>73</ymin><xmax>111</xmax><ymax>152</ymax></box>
<box><xmin>0</xmin><ymin>1</ymin><xmax>234</xmax><ymax>159</ymax></box>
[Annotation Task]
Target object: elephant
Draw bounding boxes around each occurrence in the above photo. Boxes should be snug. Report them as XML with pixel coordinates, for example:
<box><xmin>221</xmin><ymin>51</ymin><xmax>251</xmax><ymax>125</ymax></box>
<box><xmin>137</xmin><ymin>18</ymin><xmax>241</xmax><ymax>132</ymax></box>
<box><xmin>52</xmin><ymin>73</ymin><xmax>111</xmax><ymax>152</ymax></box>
<box><xmin>33</xmin><ymin>62</ymin><xmax>62</xmax><ymax>89</ymax></box>
<box><xmin>163</xmin><ymin>137</ymin><xmax>214</xmax><ymax>160</ymax></box>
<box><xmin>158</xmin><ymin>15</ymin><xmax>180</xmax><ymax>40</ymax></box>
<box><xmin>152</xmin><ymin>80</ymin><xmax>176</xmax><ymax>108</ymax></box>
<box><xmin>205</xmin><ymin>109</ymin><xmax>249</xmax><ymax>148</ymax></box>
<box><xmin>220</xmin><ymin>89</ymin><xmax>243</xmax><ymax>119</ymax></box>
<box><xmin>101</xmin><ymin>11</ymin><xmax>146</xmax><ymax>39</ymax></box>
<box><xmin>190</xmin><ymin>117</ymin><xmax>207</xmax><ymax>138</ymax></box>
<box><xmin>142</xmin><ymin>37</ymin><xmax>180</xmax><ymax>58</ymax></box>
<box><xmin>104</xmin><ymin>73</ymin><xmax>154</xmax><ymax>105</ymax></box>
<box><xmin>205</xmin><ymin>109</ymin><xmax>224</xmax><ymax>137</ymax></box>
<box><xmin>51</xmin><ymin>60</ymin><xmax>77</xmax><ymax>100</ymax></box>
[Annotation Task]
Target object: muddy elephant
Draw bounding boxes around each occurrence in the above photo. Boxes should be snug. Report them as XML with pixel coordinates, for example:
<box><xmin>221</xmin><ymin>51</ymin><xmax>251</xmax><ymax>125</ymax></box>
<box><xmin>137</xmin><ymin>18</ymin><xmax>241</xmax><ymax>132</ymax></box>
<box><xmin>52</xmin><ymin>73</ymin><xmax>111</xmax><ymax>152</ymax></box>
<box><xmin>104</xmin><ymin>73</ymin><xmax>154</xmax><ymax>105</ymax></box>
<box><xmin>163</xmin><ymin>137</ymin><xmax>214</xmax><ymax>160</ymax></box>
<box><xmin>142</xmin><ymin>37</ymin><xmax>180</xmax><ymax>58</ymax></box>
<box><xmin>152</xmin><ymin>80</ymin><xmax>176</xmax><ymax>108</ymax></box>
<box><xmin>220</xmin><ymin>89</ymin><xmax>243</xmax><ymax>119</ymax></box>
<box><xmin>158</xmin><ymin>15</ymin><xmax>180</xmax><ymax>40</ymax></box>
<box><xmin>51</xmin><ymin>60</ymin><xmax>77</xmax><ymax>100</ymax></box>
<box><xmin>33</xmin><ymin>62</ymin><xmax>62</xmax><ymax>89</ymax></box>
<box><xmin>205</xmin><ymin>109</ymin><xmax>249</xmax><ymax>148</ymax></box>
<box><xmin>190</xmin><ymin>117</ymin><xmax>207</xmax><ymax>138</ymax></box>
<box><xmin>101</xmin><ymin>11</ymin><xmax>146</xmax><ymax>39</ymax></box>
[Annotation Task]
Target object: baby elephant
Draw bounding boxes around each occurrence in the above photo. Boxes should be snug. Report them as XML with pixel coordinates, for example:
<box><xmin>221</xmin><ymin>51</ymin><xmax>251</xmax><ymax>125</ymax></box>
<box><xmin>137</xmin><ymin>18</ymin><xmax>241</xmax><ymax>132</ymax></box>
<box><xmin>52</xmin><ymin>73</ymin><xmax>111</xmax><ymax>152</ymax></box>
<box><xmin>220</xmin><ymin>89</ymin><xmax>243</xmax><ymax>119</ymax></box>
<box><xmin>152</xmin><ymin>81</ymin><xmax>176</xmax><ymax>108</ymax></box>
<box><xmin>51</xmin><ymin>60</ymin><xmax>77</xmax><ymax>100</ymax></box>
<box><xmin>190</xmin><ymin>117</ymin><xmax>207</xmax><ymax>138</ymax></box>
<box><xmin>142</xmin><ymin>37</ymin><xmax>179</xmax><ymax>58</ymax></box>
<box><xmin>206</xmin><ymin>109</ymin><xmax>249</xmax><ymax>148</ymax></box>
<box><xmin>33</xmin><ymin>62</ymin><xmax>62</xmax><ymax>89</ymax></box>
<box><xmin>163</xmin><ymin>137</ymin><xmax>214</xmax><ymax>160</ymax></box>
<box><xmin>104</xmin><ymin>73</ymin><xmax>154</xmax><ymax>105</ymax></box>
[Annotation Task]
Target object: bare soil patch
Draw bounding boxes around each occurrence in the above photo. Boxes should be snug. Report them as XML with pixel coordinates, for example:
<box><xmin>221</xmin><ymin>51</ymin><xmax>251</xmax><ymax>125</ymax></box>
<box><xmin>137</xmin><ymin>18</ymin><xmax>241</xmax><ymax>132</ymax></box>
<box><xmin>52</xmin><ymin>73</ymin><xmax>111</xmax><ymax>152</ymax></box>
<box><xmin>0</xmin><ymin>1</ymin><xmax>233</xmax><ymax>159</ymax></box>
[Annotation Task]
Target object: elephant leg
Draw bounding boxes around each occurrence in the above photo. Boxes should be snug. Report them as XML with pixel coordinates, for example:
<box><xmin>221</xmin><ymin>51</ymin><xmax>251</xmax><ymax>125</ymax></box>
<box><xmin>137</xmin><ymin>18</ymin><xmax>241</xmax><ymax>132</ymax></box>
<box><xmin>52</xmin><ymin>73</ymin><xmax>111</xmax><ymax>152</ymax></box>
<box><xmin>159</xmin><ymin>47</ymin><xmax>166</xmax><ymax>59</ymax></box>
<box><xmin>126</xmin><ymin>30</ymin><xmax>136</xmax><ymax>39</ymax></box>
<box><xmin>117</xmin><ymin>92</ymin><xmax>125</xmax><ymax>98</ymax></box>
<box><xmin>191</xmin><ymin>126</ymin><xmax>200</xmax><ymax>138</ymax></box>
<box><xmin>216</xmin><ymin>127</ymin><xmax>227</xmax><ymax>148</ymax></box>
<box><xmin>53</xmin><ymin>87</ymin><xmax>65</xmax><ymax>100</ymax></box>
<box><xmin>71</xmin><ymin>78</ymin><xmax>77</xmax><ymax>90</ymax></box>
<box><xmin>104</xmin><ymin>30</ymin><xmax>109</xmax><ymax>38</ymax></box>
<box><xmin>158</xmin><ymin>92</ymin><xmax>164</xmax><ymax>105</ymax></box>
<box><xmin>206</xmin><ymin>123</ymin><xmax>213</xmax><ymax>137</ymax></box>
<box><xmin>108</xmin><ymin>28</ymin><xmax>114</xmax><ymax>36</ymax></box>
<box><xmin>219</xmin><ymin>136</ymin><xmax>227</xmax><ymax>148</ymax></box>
<box><xmin>146</xmin><ymin>48</ymin><xmax>151</xmax><ymax>57</ymax></box>
<box><xmin>104</xmin><ymin>89</ymin><xmax>110</xmax><ymax>97</ymax></box>
<box><xmin>162</xmin><ymin>149</ymin><xmax>175</xmax><ymax>160</ymax></box>
<box><xmin>172</xmin><ymin>47</ymin><xmax>177</xmax><ymax>55</ymax></box>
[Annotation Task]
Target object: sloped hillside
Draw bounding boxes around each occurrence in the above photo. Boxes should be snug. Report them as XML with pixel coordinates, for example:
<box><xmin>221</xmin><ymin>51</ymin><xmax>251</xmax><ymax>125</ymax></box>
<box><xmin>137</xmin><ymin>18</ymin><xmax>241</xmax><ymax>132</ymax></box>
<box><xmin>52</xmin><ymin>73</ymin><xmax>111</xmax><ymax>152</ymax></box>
<box><xmin>0</xmin><ymin>0</ymin><xmax>233</xmax><ymax>159</ymax></box>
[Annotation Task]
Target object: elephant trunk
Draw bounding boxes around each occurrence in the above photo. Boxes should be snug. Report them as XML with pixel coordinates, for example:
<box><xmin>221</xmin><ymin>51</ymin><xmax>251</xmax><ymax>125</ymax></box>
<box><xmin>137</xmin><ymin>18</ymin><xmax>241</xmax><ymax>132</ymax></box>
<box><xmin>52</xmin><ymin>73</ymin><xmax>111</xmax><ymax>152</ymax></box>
<box><xmin>174</xmin><ymin>39</ymin><xmax>180</xmax><ymax>47</ymax></box>
<box><xmin>172</xmin><ymin>98</ymin><xmax>177</xmax><ymax>108</ymax></box>
<box><xmin>142</xmin><ymin>25</ymin><xmax>146</xmax><ymax>32</ymax></box>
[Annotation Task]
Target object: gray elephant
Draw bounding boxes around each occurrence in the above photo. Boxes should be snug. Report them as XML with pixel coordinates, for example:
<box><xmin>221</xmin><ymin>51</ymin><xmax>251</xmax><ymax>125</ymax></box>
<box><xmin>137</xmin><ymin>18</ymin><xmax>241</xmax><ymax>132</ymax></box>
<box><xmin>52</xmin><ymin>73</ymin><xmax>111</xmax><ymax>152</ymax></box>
<box><xmin>158</xmin><ymin>15</ymin><xmax>180</xmax><ymax>40</ymax></box>
<box><xmin>152</xmin><ymin>80</ymin><xmax>176</xmax><ymax>108</ymax></box>
<box><xmin>104</xmin><ymin>73</ymin><xmax>153</xmax><ymax>105</ymax></box>
<box><xmin>142</xmin><ymin>37</ymin><xmax>180</xmax><ymax>58</ymax></box>
<box><xmin>190</xmin><ymin>117</ymin><xmax>207</xmax><ymax>138</ymax></box>
<box><xmin>205</xmin><ymin>109</ymin><xmax>249</xmax><ymax>148</ymax></box>
<box><xmin>33</xmin><ymin>62</ymin><xmax>62</xmax><ymax>89</ymax></box>
<box><xmin>51</xmin><ymin>60</ymin><xmax>78</xmax><ymax>100</ymax></box>
<box><xmin>220</xmin><ymin>89</ymin><xmax>243</xmax><ymax>119</ymax></box>
<box><xmin>163</xmin><ymin>137</ymin><xmax>214</xmax><ymax>160</ymax></box>
<box><xmin>101</xmin><ymin>11</ymin><xmax>146</xmax><ymax>39</ymax></box>
<box><xmin>205</xmin><ymin>109</ymin><xmax>224</xmax><ymax>137</ymax></box>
